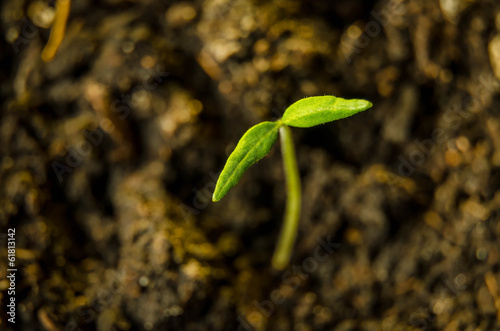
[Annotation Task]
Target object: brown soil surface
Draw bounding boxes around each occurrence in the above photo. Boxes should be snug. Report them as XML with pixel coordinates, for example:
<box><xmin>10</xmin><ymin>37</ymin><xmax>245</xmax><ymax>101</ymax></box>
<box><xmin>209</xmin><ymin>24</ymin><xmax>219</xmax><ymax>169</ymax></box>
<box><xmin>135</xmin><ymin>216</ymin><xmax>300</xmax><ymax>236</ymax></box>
<box><xmin>1</xmin><ymin>0</ymin><xmax>500</xmax><ymax>330</ymax></box>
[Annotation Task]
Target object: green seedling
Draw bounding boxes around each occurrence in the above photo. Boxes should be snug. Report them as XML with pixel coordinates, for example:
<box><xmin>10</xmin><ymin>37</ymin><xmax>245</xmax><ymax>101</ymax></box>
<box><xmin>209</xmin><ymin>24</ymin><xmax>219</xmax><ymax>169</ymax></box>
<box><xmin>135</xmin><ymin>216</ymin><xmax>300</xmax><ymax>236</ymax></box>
<box><xmin>212</xmin><ymin>95</ymin><xmax>373</xmax><ymax>270</ymax></box>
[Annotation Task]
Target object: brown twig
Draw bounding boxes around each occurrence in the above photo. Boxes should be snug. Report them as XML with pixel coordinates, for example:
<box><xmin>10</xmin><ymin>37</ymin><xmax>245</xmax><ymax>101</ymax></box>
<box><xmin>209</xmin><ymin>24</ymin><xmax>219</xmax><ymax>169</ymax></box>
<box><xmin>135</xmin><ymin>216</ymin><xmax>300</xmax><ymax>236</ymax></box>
<box><xmin>41</xmin><ymin>0</ymin><xmax>71</xmax><ymax>62</ymax></box>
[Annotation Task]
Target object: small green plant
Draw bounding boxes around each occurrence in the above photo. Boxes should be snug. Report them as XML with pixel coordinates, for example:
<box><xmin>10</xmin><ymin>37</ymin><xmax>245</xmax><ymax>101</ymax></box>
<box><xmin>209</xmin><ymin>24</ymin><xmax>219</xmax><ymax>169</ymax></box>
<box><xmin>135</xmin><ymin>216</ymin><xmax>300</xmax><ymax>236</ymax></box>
<box><xmin>212</xmin><ymin>95</ymin><xmax>373</xmax><ymax>270</ymax></box>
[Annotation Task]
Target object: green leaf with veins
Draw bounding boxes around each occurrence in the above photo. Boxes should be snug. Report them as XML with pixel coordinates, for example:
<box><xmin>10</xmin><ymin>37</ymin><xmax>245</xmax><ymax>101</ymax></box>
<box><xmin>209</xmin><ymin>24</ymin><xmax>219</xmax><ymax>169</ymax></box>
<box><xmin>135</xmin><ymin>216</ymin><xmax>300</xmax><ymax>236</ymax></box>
<box><xmin>212</xmin><ymin>121</ymin><xmax>280</xmax><ymax>202</ymax></box>
<box><xmin>281</xmin><ymin>95</ymin><xmax>372</xmax><ymax>128</ymax></box>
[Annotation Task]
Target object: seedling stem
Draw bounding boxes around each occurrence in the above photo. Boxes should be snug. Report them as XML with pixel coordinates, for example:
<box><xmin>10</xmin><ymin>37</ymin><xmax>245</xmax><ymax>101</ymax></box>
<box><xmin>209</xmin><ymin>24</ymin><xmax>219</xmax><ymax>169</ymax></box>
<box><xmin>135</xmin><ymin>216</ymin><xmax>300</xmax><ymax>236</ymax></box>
<box><xmin>272</xmin><ymin>125</ymin><xmax>301</xmax><ymax>270</ymax></box>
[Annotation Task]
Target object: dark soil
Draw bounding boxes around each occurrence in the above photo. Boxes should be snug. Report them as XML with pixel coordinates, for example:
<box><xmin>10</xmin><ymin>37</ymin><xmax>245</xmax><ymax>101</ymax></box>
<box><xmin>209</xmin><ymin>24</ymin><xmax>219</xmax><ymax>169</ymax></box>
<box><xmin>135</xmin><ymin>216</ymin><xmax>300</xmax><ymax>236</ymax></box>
<box><xmin>1</xmin><ymin>0</ymin><xmax>500</xmax><ymax>330</ymax></box>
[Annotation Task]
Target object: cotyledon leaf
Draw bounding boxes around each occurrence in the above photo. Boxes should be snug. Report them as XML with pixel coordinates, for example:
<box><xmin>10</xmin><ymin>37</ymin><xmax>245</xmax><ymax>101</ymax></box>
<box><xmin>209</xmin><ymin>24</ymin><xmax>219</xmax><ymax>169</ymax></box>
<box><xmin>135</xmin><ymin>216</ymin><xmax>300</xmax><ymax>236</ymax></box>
<box><xmin>281</xmin><ymin>95</ymin><xmax>373</xmax><ymax>128</ymax></box>
<box><xmin>213</xmin><ymin>121</ymin><xmax>280</xmax><ymax>202</ymax></box>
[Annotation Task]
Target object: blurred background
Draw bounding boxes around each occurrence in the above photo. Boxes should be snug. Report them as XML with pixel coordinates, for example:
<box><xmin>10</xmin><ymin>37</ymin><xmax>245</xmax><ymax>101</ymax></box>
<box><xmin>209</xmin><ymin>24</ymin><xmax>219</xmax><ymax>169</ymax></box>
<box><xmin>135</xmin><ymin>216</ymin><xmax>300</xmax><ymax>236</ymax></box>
<box><xmin>1</xmin><ymin>0</ymin><xmax>500</xmax><ymax>330</ymax></box>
